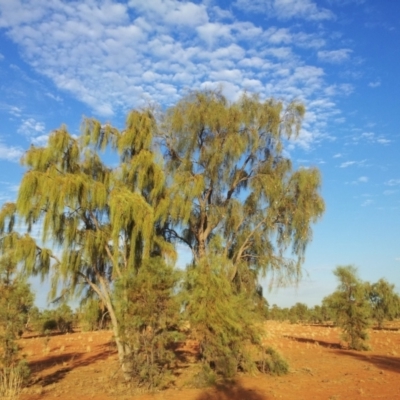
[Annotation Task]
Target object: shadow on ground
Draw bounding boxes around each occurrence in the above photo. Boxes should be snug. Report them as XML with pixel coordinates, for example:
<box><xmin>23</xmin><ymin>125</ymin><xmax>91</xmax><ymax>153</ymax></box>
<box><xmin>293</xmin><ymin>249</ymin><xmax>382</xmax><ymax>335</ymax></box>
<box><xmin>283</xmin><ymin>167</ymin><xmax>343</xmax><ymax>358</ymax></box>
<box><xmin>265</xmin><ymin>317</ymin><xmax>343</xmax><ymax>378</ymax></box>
<box><xmin>284</xmin><ymin>335</ymin><xmax>341</xmax><ymax>349</ymax></box>
<box><xmin>332</xmin><ymin>350</ymin><xmax>400</xmax><ymax>374</ymax></box>
<box><xmin>28</xmin><ymin>343</ymin><xmax>114</xmax><ymax>386</ymax></box>
<box><xmin>195</xmin><ymin>381</ymin><xmax>268</xmax><ymax>400</ymax></box>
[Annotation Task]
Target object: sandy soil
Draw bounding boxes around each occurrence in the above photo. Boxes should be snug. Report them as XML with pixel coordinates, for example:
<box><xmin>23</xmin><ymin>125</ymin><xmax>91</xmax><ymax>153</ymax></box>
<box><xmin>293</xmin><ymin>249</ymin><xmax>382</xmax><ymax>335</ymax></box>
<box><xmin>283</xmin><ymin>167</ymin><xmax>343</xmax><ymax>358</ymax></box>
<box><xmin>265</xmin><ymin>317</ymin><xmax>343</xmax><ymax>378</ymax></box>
<box><xmin>18</xmin><ymin>321</ymin><xmax>400</xmax><ymax>400</ymax></box>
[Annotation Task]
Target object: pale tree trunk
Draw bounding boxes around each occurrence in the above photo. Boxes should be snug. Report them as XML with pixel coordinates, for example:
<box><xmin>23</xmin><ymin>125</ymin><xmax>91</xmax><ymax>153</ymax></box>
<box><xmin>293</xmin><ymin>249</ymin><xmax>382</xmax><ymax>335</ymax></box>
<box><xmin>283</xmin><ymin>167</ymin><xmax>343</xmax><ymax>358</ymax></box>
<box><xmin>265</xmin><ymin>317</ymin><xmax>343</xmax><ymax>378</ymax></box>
<box><xmin>106</xmin><ymin>299</ymin><xmax>134</xmax><ymax>382</ymax></box>
<box><xmin>83</xmin><ymin>273</ymin><xmax>133</xmax><ymax>381</ymax></box>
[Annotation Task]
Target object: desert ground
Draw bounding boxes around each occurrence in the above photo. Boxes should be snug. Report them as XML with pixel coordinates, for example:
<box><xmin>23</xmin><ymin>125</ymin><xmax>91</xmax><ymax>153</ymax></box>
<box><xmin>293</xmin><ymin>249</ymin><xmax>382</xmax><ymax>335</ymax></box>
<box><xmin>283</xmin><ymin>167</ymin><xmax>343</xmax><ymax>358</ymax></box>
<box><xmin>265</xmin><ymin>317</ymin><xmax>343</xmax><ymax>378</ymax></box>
<box><xmin>18</xmin><ymin>321</ymin><xmax>400</xmax><ymax>400</ymax></box>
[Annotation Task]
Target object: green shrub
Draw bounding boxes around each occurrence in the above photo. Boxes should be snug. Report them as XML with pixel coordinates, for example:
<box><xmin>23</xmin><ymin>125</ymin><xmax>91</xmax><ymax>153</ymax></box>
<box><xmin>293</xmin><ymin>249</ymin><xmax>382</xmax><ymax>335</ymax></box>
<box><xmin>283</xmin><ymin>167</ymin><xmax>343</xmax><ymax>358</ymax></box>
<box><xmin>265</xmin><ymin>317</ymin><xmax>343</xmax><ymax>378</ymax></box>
<box><xmin>258</xmin><ymin>347</ymin><xmax>289</xmax><ymax>376</ymax></box>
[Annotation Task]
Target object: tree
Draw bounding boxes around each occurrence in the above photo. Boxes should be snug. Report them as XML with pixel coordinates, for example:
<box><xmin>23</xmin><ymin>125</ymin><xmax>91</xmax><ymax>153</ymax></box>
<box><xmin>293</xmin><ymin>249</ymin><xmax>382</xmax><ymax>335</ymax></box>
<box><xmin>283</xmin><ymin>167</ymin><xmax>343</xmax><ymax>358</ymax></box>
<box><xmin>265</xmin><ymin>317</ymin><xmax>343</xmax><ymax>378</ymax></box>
<box><xmin>0</xmin><ymin>223</ymin><xmax>35</xmax><ymax>394</ymax></box>
<box><xmin>368</xmin><ymin>279</ymin><xmax>400</xmax><ymax>328</ymax></box>
<box><xmin>159</xmin><ymin>91</ymin><xmax>324</xmax><ymax>373</ymax></box>
<box><xmin>1</xmin><ymin>90</ymin><xmax>324</xmax><ymax>382</ymax></box>
<box><xmin>289</xmin><ymin>302</ymin><xmax>309</xmax><ymax>324</ymax></box>
<box><xmin>78</xmin><ymin>298</ymin><xmax>106</xmax><ymax>332</ymax></box>
<box><xmin>3</xmin><ymin>110</ymin><xmax>175</xmax><ymax>381</ymax></box>
<box><xmin>324</xmin><ymin>266</ymin><xmax>371</xmax><ymax>350</ymax></box>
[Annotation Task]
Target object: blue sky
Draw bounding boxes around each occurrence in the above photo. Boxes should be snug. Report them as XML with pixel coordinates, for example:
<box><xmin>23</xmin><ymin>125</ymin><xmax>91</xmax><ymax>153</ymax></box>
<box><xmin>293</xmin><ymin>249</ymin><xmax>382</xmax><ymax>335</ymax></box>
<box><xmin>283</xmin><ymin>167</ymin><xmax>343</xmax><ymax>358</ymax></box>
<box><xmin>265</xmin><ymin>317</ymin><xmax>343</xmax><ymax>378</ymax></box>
<box><xmin>0</xmin><ymin>0</ymin><xmax>399</xmax><ymax>309</ymax></box>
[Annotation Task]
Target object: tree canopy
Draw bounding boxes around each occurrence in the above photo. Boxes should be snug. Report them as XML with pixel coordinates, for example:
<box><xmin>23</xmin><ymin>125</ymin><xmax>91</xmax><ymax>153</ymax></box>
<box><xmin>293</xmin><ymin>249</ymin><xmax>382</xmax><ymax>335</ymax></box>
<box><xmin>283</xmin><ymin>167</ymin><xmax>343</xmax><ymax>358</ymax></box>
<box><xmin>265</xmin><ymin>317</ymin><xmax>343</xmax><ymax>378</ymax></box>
<box><xmin>0</xmin><ymin>90</ymin><xmax>324</xmax><ymax>383</ymax></box>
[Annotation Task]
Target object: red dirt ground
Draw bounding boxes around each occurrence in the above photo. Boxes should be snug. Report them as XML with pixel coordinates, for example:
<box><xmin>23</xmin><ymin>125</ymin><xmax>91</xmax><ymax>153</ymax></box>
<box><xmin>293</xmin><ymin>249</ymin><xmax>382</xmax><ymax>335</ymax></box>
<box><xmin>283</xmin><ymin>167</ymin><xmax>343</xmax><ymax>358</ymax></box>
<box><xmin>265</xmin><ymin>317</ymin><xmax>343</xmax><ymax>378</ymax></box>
<box><xmin>18</xmin><ymin>321</ymin><xmax>400</xmax><ymax>400</ymax></box>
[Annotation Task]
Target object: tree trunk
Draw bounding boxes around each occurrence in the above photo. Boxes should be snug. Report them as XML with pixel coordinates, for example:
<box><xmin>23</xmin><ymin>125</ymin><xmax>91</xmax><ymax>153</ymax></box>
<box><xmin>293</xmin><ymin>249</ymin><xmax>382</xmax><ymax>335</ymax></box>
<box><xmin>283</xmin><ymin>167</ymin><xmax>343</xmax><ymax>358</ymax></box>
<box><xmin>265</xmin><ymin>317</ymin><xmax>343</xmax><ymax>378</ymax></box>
<box><xmin>105</xmin><ymin>300</ymin><xmax>133</xmax><ymax>381</ymax></box>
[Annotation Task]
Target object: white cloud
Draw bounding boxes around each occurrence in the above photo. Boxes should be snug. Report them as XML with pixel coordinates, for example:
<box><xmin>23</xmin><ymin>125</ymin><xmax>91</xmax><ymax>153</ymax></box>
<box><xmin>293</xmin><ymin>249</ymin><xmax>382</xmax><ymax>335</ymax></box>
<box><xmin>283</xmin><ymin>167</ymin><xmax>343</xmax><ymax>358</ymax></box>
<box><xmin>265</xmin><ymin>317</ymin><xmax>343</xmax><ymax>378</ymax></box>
<box><xmin>234</xmin><ymin>0</ymin><xmax>334</xmax><ymax>21</ymax></box>
<box><xmin>383</xmin><ymin>190</ymin><xmax>398</xmax><ymax>196</ymax></box>
<box><xmin>0</xmin><ymin>142</ymin><xmax>23</xmax><ymax>162</ymax></box>
<box><xmin>318</xmin><ymin>49</ymin><xmax>352</xmax><ymax>63</ymax></box>
<box><xmin>31</xmin><ymin>134</ymin><xmax>50</xmax><ymax>147</ymax></box>
<box><xmin>385</xmin><ymin>179</ymin><xmax>400</xmax><ymax>186</ymax></box>
<box><xmin>333</xmin><ymin>153</ymin><xmax>342</xmax><ymax>158</ymax></box>
<box><xmin>358</xmin><ymin>176</ymin><xmax>368</xmax><ymax>183</ymax></box>
<box><xmin>128</xmin><ymin>0</ymin><xmax>208</xmax><ymax>27</ymax></box>
<box><xmin>0</xmin><ymin>0</ymin><xmax>345</xmax><ymax>152</ymax></box>
<box><xmin>361</xmin><ymin>199</ymin><xmax>373</xmax><ymax>207</ymax></box>
<box><xmin>368</xmin><ymin>80</ymin><xmax>381</xmax><ymax>88</ymax></box>
<box><xmin>340</xmin><ymin>160</ymin><xmax>356</xmax><ymax>168</ymax></box>
<box><xmin>18</xmin><ymin>118</ymin><xmax>45</xmax><ymax>137</ymax></box>
<box><xmin>351</xmin><ymin>131</ymin><xmax>391</xmax><ymax>145</ymax></box>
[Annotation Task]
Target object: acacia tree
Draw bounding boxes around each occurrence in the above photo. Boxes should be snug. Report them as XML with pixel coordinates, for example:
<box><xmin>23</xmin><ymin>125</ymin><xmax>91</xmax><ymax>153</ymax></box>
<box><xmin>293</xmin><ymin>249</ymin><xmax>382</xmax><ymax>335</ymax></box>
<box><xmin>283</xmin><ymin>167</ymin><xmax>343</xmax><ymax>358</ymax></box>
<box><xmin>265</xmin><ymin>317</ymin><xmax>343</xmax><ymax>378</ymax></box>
<box><xmin>160</xmin><ymin>91</ymin><xmax>324</xmax><ymax>289</ymax></box>
<box><xmin>3</xmin><ymin>111</ymin><xmax>174</xmax><ymax>381</ymax></box>
<box><xmin>159</xmin><ymin>91</ymin><xmax>324</xmax><ymax>372</ymax></box>
<box><xmin>368</xmin><ymin>279</ymin><xmax>400</xmax><ymax>328</ymax></box>
<box><xmin>324</xmin><ymin>266</ymin><xmax>371</xmax><ymax>350</ymax></box>
<box><xmin>1</xmin><ymin>90</ymin><xmax>325</xmax><ymax>382</ymax></box>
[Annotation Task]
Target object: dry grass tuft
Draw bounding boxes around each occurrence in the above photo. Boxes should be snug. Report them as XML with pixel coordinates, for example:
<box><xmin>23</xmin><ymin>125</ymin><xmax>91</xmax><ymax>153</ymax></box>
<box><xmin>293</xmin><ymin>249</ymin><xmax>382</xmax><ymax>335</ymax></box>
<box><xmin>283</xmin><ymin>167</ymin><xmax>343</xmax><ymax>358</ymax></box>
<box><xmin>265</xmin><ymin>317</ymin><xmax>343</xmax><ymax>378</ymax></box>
<box><xmin>0</xmin><ymin>366</ymin><xmax>24</xmax><ymax>400</ymax></box>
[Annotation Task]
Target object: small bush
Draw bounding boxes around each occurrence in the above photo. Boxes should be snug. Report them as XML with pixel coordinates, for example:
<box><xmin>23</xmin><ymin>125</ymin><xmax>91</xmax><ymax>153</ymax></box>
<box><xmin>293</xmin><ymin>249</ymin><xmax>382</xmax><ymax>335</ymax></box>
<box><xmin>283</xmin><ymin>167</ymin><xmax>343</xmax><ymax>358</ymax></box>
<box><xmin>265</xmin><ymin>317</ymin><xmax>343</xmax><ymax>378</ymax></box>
<box><xmin>0</xmin><ymin>361</ymin><xmax>30</xmax><ymax>400</ymax></box>
<box><xmin>258</xmin><ymin>347</ymin><xmax>289</xmax><ymax>376</ymax></box>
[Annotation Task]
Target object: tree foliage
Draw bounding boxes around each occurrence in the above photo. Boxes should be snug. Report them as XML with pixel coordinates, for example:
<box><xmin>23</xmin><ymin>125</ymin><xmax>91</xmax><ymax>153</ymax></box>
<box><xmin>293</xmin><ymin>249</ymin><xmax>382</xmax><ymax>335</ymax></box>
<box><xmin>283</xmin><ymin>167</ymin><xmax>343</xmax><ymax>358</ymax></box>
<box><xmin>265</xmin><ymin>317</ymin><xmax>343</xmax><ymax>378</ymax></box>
<box><xmin>0</xmin><ymin>228</ymin><xmax>34</xmax><ymax>390</ymax></box>
<box><xmin>160</xmin><ymin>91</ymin><xmax>324</xmax><ymax>289</ymax></box>
<box><xmin>0</xmin><ymin>90</ymin><xmax>325</xmax><ymax>384</ymax></box>
<box><xmin>323</xmin><ymin>266</ymin><xmax>371</xmax><ymax>351</ymax></box>
<box><xmin>368</xmin><ymin>279</ymin><xmax>400</xmax><ymax>328</ymax></box>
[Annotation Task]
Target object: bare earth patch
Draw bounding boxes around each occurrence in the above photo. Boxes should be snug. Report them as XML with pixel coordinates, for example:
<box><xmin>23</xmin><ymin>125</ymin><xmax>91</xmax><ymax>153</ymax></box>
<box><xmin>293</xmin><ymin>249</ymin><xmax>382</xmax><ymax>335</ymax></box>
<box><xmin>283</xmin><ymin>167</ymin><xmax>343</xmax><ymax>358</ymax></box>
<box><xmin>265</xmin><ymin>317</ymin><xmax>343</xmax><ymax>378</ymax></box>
<box><xmin>18</xmin><ymin>321</ymin><xmax>400</xmax><ymax>400</ymax></box>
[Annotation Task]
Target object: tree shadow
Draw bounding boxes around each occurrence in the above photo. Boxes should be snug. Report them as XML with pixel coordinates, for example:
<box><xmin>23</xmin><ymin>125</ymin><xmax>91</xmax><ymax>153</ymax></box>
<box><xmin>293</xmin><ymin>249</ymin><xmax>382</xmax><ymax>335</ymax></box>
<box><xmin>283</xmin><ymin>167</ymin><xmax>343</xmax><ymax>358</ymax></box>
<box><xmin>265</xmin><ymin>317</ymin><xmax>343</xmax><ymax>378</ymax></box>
<box><xmin>284</xmin><ymin>335</ymin><xmax>341</xmax><ymax>349</ymax></box>
<box><xmin>372</xmin><ymin>326</ymin><xmax>400</xmax><ymax>332</ymax></box>
<box><xmin>332</xmin><ymin>350</ymin><xmax>400</xmax><ymax>374</ymax></box>
<box><xmin>195</xmin><ymin>381</ymin><xmax>268</xmax><ymax>400</ymax></box>
<box><xmin>22</xmin><ymin>331</ymin><xmax>75</xmax><ymax>340</ymax></box>
<box><xmin>28</xmin><ymin>343</ymin><xmax>115</xmax><ymax>386</ymax></box>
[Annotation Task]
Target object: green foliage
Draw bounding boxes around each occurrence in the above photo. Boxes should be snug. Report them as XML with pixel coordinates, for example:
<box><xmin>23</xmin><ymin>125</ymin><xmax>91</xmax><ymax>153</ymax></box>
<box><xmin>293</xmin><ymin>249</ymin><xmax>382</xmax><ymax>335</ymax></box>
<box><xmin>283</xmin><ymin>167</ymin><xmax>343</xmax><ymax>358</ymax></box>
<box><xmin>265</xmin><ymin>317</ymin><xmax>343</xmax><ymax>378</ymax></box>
<box><xmin>161</xmin><ymin>91</ymin><xmax>324</xmax><ymax>290</ymax></box>
<box><xmin>258</xmin><ymin>347</ymin><xmax>289</xmax><ymax>376</ymax></box>
<box><xmin>114</xmin><ymin>258</ymin><xmax>181</xmax><ymax>389</ymax></box>
<box><xmin>1</xmin><ymin>90</ymin><xmax>325</xmax><ymax>385</ymax></box>
<box><xmin>288</xmin><ymin>302</ymin><xmax>309</xmax><ymax>324</ymax></box>
<box><xmin>368</xmin><ymin>279</ymin><xmax>400</xmax><ymax>328</ymax></box>
<box><xmin>186</xmin><ymin>253</ymin><xmax>264</xmax><ymax>379</ymax></box>
<box><xmin>78</xmin><ymin>298</ymin><xmax>105</xmax><ymax>332</ymax></box>
<box><xmin>324</xmin><ymin>266</ymin><xmax>371</xmax><ymax>351</ymax></box>
<box><xmin>267</xmin><ymin>304</ymin><xmax>289</xmax><ymax>322</ymax></box>
<box><xmin>31</xmin><ymin>304</ymin><xmax>74</xmax><ymax>335</ymax></box>
<box><xmin>0</xmin><ymin>248</ymin><xmax>33</xmax><ymax>390</ymax></box>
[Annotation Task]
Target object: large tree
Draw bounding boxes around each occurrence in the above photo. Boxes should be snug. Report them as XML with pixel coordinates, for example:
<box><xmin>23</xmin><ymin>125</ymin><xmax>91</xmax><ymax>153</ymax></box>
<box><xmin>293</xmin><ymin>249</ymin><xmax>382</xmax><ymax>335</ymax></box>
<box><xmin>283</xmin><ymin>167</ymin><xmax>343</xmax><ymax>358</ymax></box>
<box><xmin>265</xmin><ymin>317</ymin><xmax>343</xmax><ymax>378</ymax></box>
<box><xmin>160</xmin><ymin>91</ymin><xmax>324</xmax><ymax>291</ymax></box>
<box><xmin>4</xmin><ymin>111</ymin><xmax>174</xmax><ymax>380</ymax></box>
<box><xmin>158</xmin><ymin>91</ymin><xmax>324</xmax><ymax>372</ymax></box>
<box><xmin>0</xmin><ymin>90</ymin><xmax>324</xmax><ymax>382</ymax></box>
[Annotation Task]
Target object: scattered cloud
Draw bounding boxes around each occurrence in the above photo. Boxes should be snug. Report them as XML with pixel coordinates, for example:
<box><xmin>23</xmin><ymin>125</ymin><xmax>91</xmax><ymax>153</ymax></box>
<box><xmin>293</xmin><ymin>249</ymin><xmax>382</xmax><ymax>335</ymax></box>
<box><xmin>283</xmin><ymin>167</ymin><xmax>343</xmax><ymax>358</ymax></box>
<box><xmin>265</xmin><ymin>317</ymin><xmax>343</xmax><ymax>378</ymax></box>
<box><xmin>383</xmin><ymin>190</ymin><xmax>398</xmax><ymax>196</ymax></box>
<box><xmin>361</xmin><ymin>199</ymin><xmax>373</xmax><ymax>207</ymax></box>
<box><xmin>333</xmin><ymin>153</ymin><xmax>342</xmax><ymax>158</ymax></box>
<box><xmin>318</xmin><ymin>49</ymin><xmax>352</xmax><ymax>63</ymax></box>
<box><xmin>234</xmin><ymin>0</ymin><xmax>334</xmax><ymax>21</ymax></box>
<box><xmin>368</xmin><ymin>80</ymin><xmax>381</xmax><ymax>88</ymax></box>
<box><xmin>0</xmin><ymin>0</ymin><xmax>355</xmax><ymax>152</ymax></box>
<box><xmin>0</xmin><ymin>142</ymin><xmax>23</xmax><ymax>162</ymax></box>
<box><xmin>340</xmin><ymin>160</ymin><xmax>356</xmax><ymax>168</ymax></box>
<box><xmin>358</xmin><ymin>176</ymin><xmax>368</xmax><ymax>183</ymax></box>
<box><xmin>18</xmin><ymin>118</ymin><xmax>45</xmax><ymax>135</ymax></box>
<box><xmin>385</xmin><ymin>179</ymin><xmax>400</xmax><ymax>186</ymax></box>
<box><xmin>350</xmin><ymin>131</ymin><xmax>391</xmax><ymax>145</ymax></box>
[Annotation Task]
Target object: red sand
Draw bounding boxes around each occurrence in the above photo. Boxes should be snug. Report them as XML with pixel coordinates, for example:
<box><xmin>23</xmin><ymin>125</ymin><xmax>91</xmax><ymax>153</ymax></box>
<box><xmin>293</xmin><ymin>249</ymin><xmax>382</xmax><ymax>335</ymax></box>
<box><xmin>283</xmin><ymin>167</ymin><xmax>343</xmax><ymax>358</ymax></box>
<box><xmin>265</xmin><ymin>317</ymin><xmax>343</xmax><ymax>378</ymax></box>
<box><xmin>19</xmin><ymin>321</ymin><xmax>400</xmax><ymax>400</ymax></box>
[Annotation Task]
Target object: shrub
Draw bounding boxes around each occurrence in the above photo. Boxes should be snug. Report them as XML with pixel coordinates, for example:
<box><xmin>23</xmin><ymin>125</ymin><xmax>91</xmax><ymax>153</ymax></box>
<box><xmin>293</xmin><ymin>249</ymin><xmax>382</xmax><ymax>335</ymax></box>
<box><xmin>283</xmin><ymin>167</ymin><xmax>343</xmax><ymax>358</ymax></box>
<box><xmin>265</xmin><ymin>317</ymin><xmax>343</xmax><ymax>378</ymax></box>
<box><xmin>258</xmin><ymin>347</ymin><xmax>289</xmax><ymax>376</ymax></box>
<box><xmin>324</xmin><ymin>266</ymin><xmax>371</xmax><ymax>351</ymax></box>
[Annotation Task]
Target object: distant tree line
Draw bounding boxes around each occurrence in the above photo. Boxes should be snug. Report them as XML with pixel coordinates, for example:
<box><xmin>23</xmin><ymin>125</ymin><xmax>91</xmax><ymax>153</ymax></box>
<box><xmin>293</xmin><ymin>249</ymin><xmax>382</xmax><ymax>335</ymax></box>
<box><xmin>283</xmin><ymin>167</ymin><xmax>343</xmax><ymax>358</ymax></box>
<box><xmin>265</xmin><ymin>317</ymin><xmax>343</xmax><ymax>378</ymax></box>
<box><xmin>266</xmin><ymin>265</ymin><xmax>400</xmax><ymax>350</ymax></box>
